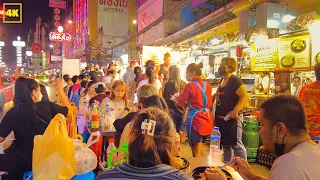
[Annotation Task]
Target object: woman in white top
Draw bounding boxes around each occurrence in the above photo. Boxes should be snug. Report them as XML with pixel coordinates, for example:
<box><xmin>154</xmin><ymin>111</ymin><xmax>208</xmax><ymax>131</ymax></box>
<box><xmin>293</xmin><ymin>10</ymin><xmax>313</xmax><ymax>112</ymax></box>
<box><xmin>79</xmin><ymin>81</ymin><xmax>96</xmax><ymax>105</ymax></box>
<box><xmin>137</xmin><ymin>67</ymin><xmax>163</xmax><ymax>96</ymax></box>
<box><xmin>101</xmin><ymin>80</ymin><xmax>128</xmax><ymax>119</ymax></box>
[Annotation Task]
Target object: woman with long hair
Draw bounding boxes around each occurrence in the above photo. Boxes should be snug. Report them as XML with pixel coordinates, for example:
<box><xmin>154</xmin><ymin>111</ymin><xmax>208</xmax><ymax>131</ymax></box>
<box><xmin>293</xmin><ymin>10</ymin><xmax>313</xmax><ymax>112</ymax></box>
<box><xmin>164</xmin><ymin>65</ymin><xmax>187</xmax><ymax>133</ymax></box>
<box><xmin>40</xmin><ymin>84</ymin><xmax>50</xmax><ymax>102</ymax></box>
<box><xmin>101</xmin><ymin>80</ymin><xmax>128</xmax><ymax>119</ymax></box>
<box><xmin>96</xmin><ymin>107</ymin><xmax>192</xmax><ymax>180</ymax></box>
<box><xmin>79</xmin><ymin>81</ymin><xmax>96</xmax><ymax>105</ymax></box>
<box><xmin>134</xmin><ymin>66</ymin><xmax>142</xmax><ymax>85</ymax></box>
<box><xmin>0</xmin><ymin>78</ymin><xmax>71</xmax><ymax>178</ymax></box>
<box><xmin>137</xmin><ymin>67</ymin><xmax>162</xmax><ymax>96</ymax></box>
<box><xmin>175</xmin><ymin>62</ymin><xmax>214</xmax><ymax>157</ymax></box>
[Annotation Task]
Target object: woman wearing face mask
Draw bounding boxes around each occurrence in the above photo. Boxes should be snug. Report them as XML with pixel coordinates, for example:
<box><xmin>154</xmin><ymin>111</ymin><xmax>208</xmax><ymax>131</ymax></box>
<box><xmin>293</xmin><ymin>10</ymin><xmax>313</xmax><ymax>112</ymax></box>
<box><xmin>214</xmin><ymin>57</ymin><xmax>249</xmax><ymax>163</ymax></box>
<box><xmin>0</xmin><ymin>77</ymin><xmax>71</xmax><ymax>179</ymax></box>
<box><xmin>101</xmin><ymin>63</ymin><xmax>118</xmax><ymax>94</ymax></box>
<box><xmin>175</xmin><ymin>62</ymin><xmax>214</xmax><ymax>157</ymax></box>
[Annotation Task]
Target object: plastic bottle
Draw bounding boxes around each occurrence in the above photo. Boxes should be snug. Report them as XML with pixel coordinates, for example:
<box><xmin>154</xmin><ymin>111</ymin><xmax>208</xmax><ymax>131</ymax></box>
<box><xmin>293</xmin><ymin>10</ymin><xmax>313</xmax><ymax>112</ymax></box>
<box><xmin>210</xmin><ymin>127</ymin><xmax>222</xmax><ymax>164</ymax></box>
<box><xmin>210</xmin><ymin>127</ymin><xmax>221</xmax><ymax>150</ymax></box>
<box><xmin>106</xmin><ymin>138</ymin><xmax>117</xmax><ymax>163</ymax></box>
<box><xmin>91</xmin><ymin>105</ymin><xmax>100</xmax><ymax>132</ymax></box>
<box><xmin>102</xmin><ymin>108</ymin><xmax>116</xmax><ymax>132</ymax></box>
<box><xmin>79</xmin><ymin>98</ymin><xmax>87</xmax><ymax>116</ymax></box>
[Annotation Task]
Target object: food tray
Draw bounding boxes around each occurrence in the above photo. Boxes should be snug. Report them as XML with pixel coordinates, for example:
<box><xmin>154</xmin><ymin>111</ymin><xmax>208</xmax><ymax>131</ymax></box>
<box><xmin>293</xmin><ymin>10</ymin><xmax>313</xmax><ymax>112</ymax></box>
<box><xmin>192</xmin><ymin>166</ymin><xmax>233</xmax><ymax>180</ymax></box>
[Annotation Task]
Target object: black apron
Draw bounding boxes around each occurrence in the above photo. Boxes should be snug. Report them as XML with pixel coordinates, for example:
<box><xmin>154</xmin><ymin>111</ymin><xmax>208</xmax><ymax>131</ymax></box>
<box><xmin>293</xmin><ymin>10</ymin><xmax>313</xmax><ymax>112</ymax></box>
<box><xmin>215</xmin><ymin>79</ymin><xmax>239</xmax><ymax>146</ymax></box>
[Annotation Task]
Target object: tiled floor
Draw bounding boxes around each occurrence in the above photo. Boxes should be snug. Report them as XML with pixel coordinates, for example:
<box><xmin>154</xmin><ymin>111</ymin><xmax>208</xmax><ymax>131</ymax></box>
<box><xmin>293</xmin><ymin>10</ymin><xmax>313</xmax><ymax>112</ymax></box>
<box><xmin>180</xmin><ymin>141</ymin><xmax>270</xmax><ymax>178</ymax></box>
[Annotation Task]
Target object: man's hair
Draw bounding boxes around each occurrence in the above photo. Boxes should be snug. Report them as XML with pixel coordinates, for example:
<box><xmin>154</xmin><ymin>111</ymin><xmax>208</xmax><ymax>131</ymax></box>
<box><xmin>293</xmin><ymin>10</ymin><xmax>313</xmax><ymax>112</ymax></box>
<box><xmin>129</xmin><ymin>60</ymin><xmax>137</xmax><ymax>68</ymax></box>
<box><xmin>79</xmin><ymin>74</ymin><xmax>86</xmax><ymax>80</ymax></box>
<box><xmin>63</xmin><ymin>74</ymin><xmax>69</xmax><ymax>82</ymax></box>
<box><xmin>71</xmin><ymin>75</ymin><xmax>79</xmax><ymax>84</ymax></box>
<box><xmin>145</xmin><ymin>60</ymin><xmax>155</xmax><ymax>69</ymax></box>
<box><xmin>293</xmin><ymin>77</ymin><xmax>301</xmax><ymax>82</ymax></box>
<box><xmin>260</xmin><ymin>95</ymin><xmax>307</xmax><ymax>136</ymax></box>
<box><xmin>315</xmin><ymin>62</ymin><xmax>320</xmax><ymax>81</ymax></box>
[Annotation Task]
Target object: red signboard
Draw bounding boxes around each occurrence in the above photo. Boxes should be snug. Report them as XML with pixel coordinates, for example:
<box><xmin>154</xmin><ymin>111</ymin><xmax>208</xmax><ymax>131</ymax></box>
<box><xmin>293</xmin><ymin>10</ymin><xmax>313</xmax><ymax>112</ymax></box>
<box><xmin>49</xmin><ymin>32</ymin><xmax>72</xmax><ymax>42</ymax></box>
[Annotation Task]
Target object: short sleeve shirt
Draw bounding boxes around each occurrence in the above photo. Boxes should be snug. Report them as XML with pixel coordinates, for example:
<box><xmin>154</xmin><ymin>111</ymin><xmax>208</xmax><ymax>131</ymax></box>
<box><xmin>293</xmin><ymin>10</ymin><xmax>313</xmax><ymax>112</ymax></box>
<box><xmin>137</xmin><ymin>79</ymin><xmax>162</xmax><ymax>91</ymax></box>
<box><xmin>269</xmin><ymin>143</ymin><xmax>320</xmax><ymax>180</ymax></box>
<box><xmin>0</xmin><ymin>101</ymin><xmax>68</xmax><ymax>159</ymax></box>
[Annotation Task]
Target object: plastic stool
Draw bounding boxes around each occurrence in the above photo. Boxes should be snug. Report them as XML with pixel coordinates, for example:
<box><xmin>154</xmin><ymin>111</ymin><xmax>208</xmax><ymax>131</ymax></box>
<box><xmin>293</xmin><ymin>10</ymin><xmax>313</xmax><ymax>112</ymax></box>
<box><xmin>71</xmin><ymin>171</ymin><xmax>94</xmax><ymax>180</ymax></box>
<box><xmin>22</xmin><ymin>171</ymin><xmax>32</xmax><ymax>180</ymax></box>
<box><xmin>23</xmin><ymin>171</ymin><xmax>94</xmax><ymax>180</ymax></box>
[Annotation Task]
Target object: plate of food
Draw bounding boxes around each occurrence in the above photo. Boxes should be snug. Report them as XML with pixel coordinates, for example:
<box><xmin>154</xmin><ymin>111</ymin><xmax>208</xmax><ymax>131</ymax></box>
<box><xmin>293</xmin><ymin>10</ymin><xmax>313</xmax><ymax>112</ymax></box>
<box><xmin>172</xmin><ymin>156</ymin><xmax>190</xmax><ymax>173</ymax></box>
<box><xmin>290</xmin><ymin>39</ymin><xmax>307</xmax><ymax>53</ymax></box>
<box><xmin>281</xmin><ymin>55</ymin><xmax>295</xmax><ymax>68</ymax></box>
<box><xmin>192</xmin><ymin>166</ymin><xmax>233</xmax><ymax>180</ymax></box>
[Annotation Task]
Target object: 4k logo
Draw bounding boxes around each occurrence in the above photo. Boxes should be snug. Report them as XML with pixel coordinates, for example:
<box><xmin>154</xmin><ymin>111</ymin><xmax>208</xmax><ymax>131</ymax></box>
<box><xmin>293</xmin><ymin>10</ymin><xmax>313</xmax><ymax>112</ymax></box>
<box><xmin>3</xmin><ymin>3</ymin><xmax>22</xmax><ymax>24</ymax></box>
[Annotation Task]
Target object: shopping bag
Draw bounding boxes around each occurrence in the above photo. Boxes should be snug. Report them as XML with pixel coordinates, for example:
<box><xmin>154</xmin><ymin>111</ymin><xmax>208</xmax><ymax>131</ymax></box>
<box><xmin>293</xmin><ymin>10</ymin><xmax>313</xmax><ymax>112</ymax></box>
<box><xmin>74</xmin><ymin>139</ymin><xmax>97</xmax><ymax>175</ymax></box>
<box><xmin>33</xmin><ymin>113</ymin><xmax>76</xmax><ymax>180</ymax></box>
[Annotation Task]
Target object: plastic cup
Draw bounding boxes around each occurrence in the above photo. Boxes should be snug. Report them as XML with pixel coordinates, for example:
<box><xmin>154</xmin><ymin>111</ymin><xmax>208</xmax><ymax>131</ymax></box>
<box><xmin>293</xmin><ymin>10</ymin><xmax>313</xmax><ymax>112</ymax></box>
<box><xmin>212</xmin><ymin>149</ymin><xmax>224</xmax><ymax>166</ymax></box>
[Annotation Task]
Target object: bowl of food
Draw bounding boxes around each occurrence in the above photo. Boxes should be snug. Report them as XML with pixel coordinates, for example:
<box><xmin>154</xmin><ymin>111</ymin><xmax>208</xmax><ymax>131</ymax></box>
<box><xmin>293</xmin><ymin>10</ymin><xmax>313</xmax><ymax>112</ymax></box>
<box><xmin>173</xmin><ymin>156</ymin><xmax>190</xmax><ymax>173</ymax></box>
<box><xmin>192</xmin><ymin>166</ymin><xmax>233</xmax><ymax>180</ymax></box>
<box><xmin>281</xmin><ymin>55</ymin><xmax>295</xmax><ymax>68</ymax></box>
<box><xmin>290</xmin><ymin>39</ymin><xmax>307</xmax><ymax>53</ymax></box>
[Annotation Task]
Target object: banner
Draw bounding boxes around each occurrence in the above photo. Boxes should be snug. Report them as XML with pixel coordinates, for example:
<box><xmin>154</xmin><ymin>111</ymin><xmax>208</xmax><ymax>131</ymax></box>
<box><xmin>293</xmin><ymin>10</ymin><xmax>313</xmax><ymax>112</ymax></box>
<box><xmin>274</xmin><ymin>70</ymin><xmax>291</xmax><ymax>95</ymax></box>
<box><xmin>49</xmin><ymin>0</ymin><xmax>66</xmax><ymax>9</ymax></box>
<box><xmin>138</xmin><ymin>0</ymin><xmax>164</xmax><ymax>45</ymax></box>
<box><xmin>98</xmin><ymin>0</ymin><xmax>129</xmax><ymax>57</ymax></box>
<box><xmin>278</xmin><ymin>35</ymin><xmax>311</xmax><ymax>70</ymax></box>
<box><xmin>250</xmin><ymin>39</ymin><xmax>279</xmax><ymax>72</ymax></box>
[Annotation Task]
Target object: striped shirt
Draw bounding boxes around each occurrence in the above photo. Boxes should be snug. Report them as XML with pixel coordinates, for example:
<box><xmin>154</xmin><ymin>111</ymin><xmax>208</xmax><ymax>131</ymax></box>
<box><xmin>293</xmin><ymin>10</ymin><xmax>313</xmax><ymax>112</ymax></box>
<box><xmin>95</xmin><ymin>163</ymin><xmax>193</xmax><ymax>180</ymax></box>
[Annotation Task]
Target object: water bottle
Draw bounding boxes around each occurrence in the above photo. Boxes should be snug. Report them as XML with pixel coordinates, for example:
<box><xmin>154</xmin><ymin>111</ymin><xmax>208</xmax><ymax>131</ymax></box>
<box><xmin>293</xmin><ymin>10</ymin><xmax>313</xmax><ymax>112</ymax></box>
<box><xmin>210</xmin><ymin>127</ymin><xmax>221</xmax><ymax>150</ymax></box>
<box><xmin>79</xmin><ymin>98</ymin><xmax>87</xmax><ymax>116</ymax></box>
<box><xmin>102</xmin><ymin>107</ymin><xmax>116</xmax><ymax>132</ymax></box>
<box><xmin>210</xmin><ymin>127</ymin><xmax>222</xmax><ymax>164</ymax></box>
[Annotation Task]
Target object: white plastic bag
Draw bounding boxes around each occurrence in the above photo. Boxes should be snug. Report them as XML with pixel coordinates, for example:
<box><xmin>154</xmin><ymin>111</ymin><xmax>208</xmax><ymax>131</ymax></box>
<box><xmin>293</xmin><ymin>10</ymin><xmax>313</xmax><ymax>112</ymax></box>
<box><xmin>0</xmin><ymin>135</ymin><xmax>15</xmax><ymax>154</ymax></box>
<box><xmin>74</xmin><ymin>140</ymin><xmax>97</xmax><ymax>175</ymax></box>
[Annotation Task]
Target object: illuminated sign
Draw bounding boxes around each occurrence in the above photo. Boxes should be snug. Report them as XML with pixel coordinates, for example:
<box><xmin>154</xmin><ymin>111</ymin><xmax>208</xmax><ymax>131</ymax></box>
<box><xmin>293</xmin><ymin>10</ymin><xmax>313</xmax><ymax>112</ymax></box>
<box><xmin>3</xmin><ymin>3</ymin><xmax>22</xmax><ymax>24</ymax></box>
<box><xmin>49</xmin><ymin>32</ymin><xmax>72</xmax><ymax>42</ymax></box>
<box><xmin>0</xmin><ymin>41</ymin><xmax>4</xmax><ymax>47</ymax></box>
<box><xmin>16</xmin><ymin>47</ymin><xmax>22</xmax><ymax>67</ymax></box>
<box><xmin>13</xmin><ymin>36</ymin><xmax>25</xmax><ymax>47</ymax></box>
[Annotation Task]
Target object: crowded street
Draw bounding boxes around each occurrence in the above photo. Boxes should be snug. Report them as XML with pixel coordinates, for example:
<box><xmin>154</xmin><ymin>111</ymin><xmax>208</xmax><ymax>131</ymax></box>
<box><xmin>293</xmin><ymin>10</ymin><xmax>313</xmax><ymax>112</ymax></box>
<box><xmin>1</xmin><ymin>0</ymin><xmax>320</xmax><ymax>180</ymax></box>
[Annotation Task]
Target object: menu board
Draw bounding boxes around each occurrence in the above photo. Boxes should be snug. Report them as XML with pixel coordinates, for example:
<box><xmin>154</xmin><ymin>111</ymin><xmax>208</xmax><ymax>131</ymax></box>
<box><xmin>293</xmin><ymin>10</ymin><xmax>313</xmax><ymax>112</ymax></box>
<box><xmin>278</xmin><ymin>35</ymin><xmax>311</xmax><ymax>70</ymax></box>
<box><xmin>250</xmin><ymin>39</ymin><xmax>279</xmax><ymax>72</ymax></box>
<box><xmin>274</xmin><ymin>70</ymin><xmax>291</xmax><ymax>95</ymax></box>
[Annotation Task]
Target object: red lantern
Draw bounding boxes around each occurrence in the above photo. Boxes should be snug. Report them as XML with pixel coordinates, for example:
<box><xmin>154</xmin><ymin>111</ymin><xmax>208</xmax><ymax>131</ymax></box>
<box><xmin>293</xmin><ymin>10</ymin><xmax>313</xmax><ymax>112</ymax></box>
<box><xmin>31</xmin><ymin>43</ymin><xmax>42</xmax><ymax>54</ymax></box>
<box><xmin>236</xmin><ymin>46</ymin><xmax>242</xmax><ymax>57</ymax></box>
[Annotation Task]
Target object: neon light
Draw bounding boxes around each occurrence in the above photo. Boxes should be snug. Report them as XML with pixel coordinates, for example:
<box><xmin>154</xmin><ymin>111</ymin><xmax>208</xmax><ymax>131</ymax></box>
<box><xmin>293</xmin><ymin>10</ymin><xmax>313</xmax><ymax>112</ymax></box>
<box><xmin>49</xmin><ymin>32</ymin><xmax>72</xmax><ymax>41</ymax></box>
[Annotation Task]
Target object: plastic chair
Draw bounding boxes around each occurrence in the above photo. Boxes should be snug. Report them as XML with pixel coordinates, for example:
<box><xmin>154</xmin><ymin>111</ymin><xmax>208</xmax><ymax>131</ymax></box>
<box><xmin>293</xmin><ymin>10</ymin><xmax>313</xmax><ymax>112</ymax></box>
<box><xmin>22</xmin><ymin>171</ymin><xmax>32</xmax><ymax>180</ymax></box>
<box><xmin>23</xmin><ymin>171</ymin><xmax>94</xmax><ymax>180</ymax></box>
<box><xmin>71</xmin><ymin>171</ymin><xmax>95</xmax><ymax>180</ymax></box>
<box><xmin>107</xmin><ymin>142</ymin><xmax>129</xmax><ymax>168</ymax></box>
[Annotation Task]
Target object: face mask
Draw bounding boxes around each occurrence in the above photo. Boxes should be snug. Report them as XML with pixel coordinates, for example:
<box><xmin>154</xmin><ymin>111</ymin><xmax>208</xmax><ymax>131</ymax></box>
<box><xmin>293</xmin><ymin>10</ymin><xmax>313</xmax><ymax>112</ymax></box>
<box><xmin>218</xmin><ymin>66</ymin><xmax>227</xmax><ymax>76</ymax></box>
<box><xmin>274</xmin><ymin>129</ymin><xmax>286</xmax><ymax>156</ymax></box>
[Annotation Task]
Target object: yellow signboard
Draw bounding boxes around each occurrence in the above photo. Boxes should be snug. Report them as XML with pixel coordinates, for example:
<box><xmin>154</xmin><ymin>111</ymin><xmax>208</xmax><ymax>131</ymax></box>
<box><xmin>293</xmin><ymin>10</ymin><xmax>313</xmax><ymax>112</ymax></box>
<box><xmin>278</xmin><ymin>34</ymin><xmax>311</xmax><ymax>70</ymax></box>
<box><xmin>250</xmin><ymin>39</ymin><xmax>279</xmax><ymax>72</ymax></box>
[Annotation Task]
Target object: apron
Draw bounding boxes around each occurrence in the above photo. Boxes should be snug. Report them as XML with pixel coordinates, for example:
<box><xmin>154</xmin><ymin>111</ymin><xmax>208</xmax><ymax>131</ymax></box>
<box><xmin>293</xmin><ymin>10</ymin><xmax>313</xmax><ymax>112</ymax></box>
<box><xmin>186</xmin><ymin>80</ymin><xmax>209</xmax><ymax>146</ymax></box>
<box><xmin>215</xmin><ymin>83</ymin><xmax>238</xmax><ymax>145</ymax></box>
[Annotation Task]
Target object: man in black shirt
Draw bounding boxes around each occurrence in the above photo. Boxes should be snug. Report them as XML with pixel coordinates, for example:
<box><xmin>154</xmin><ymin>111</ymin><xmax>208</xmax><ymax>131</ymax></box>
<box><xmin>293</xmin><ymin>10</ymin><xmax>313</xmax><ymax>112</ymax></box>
<box><xmin>89</xmin><ymin>64</ymin><xmax>103</xmax><ymax>83</ymax></box>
